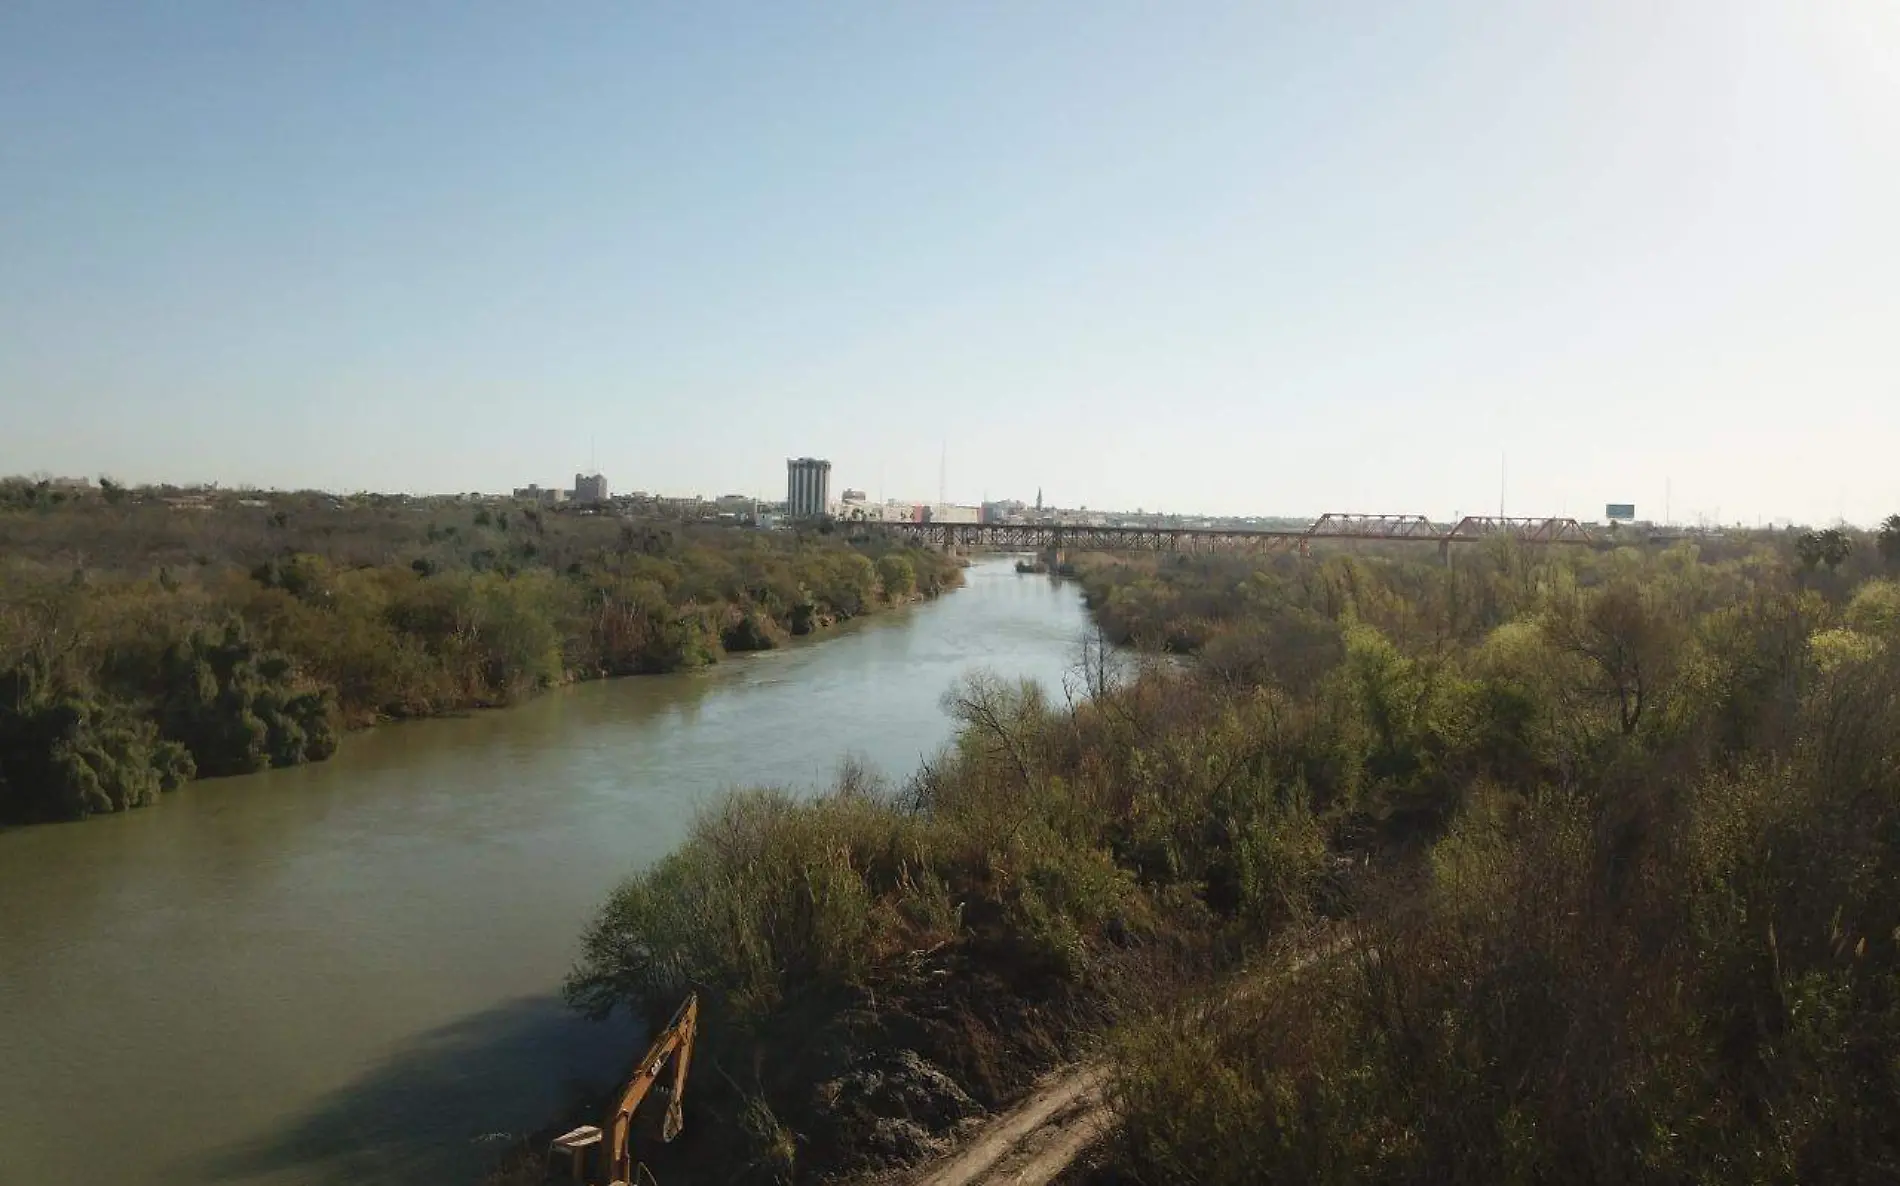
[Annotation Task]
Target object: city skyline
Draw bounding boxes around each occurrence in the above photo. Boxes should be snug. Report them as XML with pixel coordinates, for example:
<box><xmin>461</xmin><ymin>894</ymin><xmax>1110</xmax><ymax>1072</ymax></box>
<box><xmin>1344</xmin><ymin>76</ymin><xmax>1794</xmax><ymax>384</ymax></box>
<box><xmin>5</xmin><ymin>460</ymin><xmax>1821</xmax><ymax>530</ymax></box>
<box><xmin>0</xmin><ymin>433</ymin><xmax>1880</xmax><ymax>531</ymax></box>
<box><xmin>4</xmin><ymin>4</ymin><xmax>1896</xmax><ymax>525</ymax></box>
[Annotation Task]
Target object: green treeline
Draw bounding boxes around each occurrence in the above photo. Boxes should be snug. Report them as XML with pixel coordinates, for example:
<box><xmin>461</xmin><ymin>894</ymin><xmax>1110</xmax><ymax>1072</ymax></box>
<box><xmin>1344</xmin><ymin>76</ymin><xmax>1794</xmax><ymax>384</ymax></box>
<box><xmin>0</xmin><ymin>491</ymin><xmax>959</xmax><ymax>825</ymax></box>
<box><xmin>564</xmin><ymin>523</ymin><xmax>1900</xmax><ymax>1184</ymax></box>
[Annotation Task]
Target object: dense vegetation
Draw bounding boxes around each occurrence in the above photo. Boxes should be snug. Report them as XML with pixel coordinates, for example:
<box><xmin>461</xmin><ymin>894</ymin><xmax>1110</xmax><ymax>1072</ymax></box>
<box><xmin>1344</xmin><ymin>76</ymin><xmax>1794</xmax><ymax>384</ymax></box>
<box><xmin>1079</xmin><ymin>531</ymin><xmax>1900</xmax><ymax>1185</ymax></box>
<box><xmin>0</xmin><ymin>485</ymin><xmax>959</xmax><ymax>825</ymax></box>
<box><xmin>564</xmin><ymin>519</ymin><xmax>1900</xmax><ymax>1184</ymax></box>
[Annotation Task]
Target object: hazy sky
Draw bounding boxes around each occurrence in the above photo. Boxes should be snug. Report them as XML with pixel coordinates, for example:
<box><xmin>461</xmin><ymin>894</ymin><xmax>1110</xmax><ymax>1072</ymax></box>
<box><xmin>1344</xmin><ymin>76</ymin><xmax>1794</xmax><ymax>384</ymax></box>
<box><xmin>3</xmin><ymin>2</ymin><xmax>1896</xmax><ymax>523</ymax></box>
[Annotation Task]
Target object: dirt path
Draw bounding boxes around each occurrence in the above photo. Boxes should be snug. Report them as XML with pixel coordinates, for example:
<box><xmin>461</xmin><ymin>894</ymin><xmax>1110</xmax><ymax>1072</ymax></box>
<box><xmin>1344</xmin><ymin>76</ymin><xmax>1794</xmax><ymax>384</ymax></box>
<box><xmin>905</xmin><ymin>1064</ymin><xmax>1109</xmax><ymax>1186</ymax></box>
<box><xmin>896</xmin><ymin>933</ymin><xmax>1353</xmax><ymax>1186</ymax></box>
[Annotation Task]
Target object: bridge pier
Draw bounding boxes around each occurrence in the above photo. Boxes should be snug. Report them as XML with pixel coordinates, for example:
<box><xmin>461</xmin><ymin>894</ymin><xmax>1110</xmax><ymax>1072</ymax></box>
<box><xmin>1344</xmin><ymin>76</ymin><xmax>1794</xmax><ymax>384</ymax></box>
<box><xmin>1043</xmin><ymin>525</ymin><xmax>1067</xmax><ymax>574</ymax></box>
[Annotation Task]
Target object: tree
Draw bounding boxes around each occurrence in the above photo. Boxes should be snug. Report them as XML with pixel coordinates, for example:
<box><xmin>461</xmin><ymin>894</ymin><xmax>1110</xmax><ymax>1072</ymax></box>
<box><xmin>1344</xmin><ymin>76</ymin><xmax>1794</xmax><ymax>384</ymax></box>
<box><xmin>1845</xmin><ymin>579</ymin><xmax>1900</xmax><ymax>637</ymax></box>
<box><xmin>1879</xmin><ymin>514</ymin><xmax>1900</xmax><ymax>567</ymax></box>
<box><xmin>1819</xmin><ymin>527</ymin><xmax>1853</xmax><ymax>570</ymax></box>
<box><xmin>1545</xmin><ymin>580</ymin><xmax>1682</xmax><ymax>737</ymax></box>
<box><xmin>1796</xmin><ymin>531</ymin><xmax>1824</xmax><ymax>571</ymax></box>
<box><xmin>813</xmin><ymin>553</ymin><xmax>878</xmax><ymax>618</ymax></box>
<box><xmin>876</xmin><ymin>554</ymin><xmax>917</xmax><ymax>600</ymax></box>
<box><xmin>1796</xmin><ymin>528</ymin><xmax>1852</xmax><ymax>572</ymax></box>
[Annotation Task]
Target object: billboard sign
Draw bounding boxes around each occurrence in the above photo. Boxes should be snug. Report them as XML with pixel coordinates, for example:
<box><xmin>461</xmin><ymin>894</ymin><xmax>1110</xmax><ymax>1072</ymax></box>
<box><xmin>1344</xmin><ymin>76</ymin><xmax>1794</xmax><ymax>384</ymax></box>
<box><xmin>1605</xmin><ymin>503</ymin><xmax>1637</xmax><ymax>522</ymax></box>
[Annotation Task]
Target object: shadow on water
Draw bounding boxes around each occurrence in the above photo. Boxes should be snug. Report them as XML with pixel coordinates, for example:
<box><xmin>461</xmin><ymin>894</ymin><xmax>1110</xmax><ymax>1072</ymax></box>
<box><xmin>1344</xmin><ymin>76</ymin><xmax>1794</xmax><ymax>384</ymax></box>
<box><xmin>183</xmin><ymin>995</ymin><xmax>640</xmax><ymax>1186</ymax></box>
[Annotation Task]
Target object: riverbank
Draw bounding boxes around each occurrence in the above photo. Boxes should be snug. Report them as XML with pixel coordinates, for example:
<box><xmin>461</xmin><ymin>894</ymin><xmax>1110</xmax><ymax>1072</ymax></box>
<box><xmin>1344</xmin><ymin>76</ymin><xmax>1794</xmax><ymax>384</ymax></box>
<box><xmin>554</xmin><ymin>641</ymin><xmax>1312</xmax><ymax>1183</ymax></box>
<box><xmin>0</xmin><ymin>494</ymin><xmax>962</xmax><ymax>825</ymax></box>
<box><xmin>558</xmin><ymin>538</ymin><xmax>1900</xmax><ymax>1184</ymax></box>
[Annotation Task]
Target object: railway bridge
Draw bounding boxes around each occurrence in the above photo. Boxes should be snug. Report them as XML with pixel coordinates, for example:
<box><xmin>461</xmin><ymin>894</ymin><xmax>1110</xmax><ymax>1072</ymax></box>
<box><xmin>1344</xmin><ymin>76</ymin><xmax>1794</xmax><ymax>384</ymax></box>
<box><xmin>866</xmin><ymin>513</ymin><xmax>1596</xmax><ymax>565</ymax></box>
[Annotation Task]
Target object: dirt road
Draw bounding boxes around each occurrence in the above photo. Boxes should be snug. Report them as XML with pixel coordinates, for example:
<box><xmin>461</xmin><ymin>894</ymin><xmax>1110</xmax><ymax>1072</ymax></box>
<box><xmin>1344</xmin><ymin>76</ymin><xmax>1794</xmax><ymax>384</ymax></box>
<box><xmin>904</xmin><ymin>1064</ymin><xmax>1109</xmax><ymax>1186</ymax></box>
<box><xmin>896</xmin><ymin>933</ymin><xmax>1353</xmax><ymax>1186</ymax></box>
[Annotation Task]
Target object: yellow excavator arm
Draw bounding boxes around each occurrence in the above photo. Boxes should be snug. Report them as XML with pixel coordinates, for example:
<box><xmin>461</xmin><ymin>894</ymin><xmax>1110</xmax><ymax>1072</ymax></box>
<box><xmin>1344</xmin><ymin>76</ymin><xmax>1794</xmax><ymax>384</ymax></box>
<box><xmin>548</xmin><ymin>992</ymin><xmax>699</xmax><ymax>1185</ymax></box>
<box><xmin>606</xmin><ymin>993</ymin><xmax>698</xmax><ymax>1183</ymax></box>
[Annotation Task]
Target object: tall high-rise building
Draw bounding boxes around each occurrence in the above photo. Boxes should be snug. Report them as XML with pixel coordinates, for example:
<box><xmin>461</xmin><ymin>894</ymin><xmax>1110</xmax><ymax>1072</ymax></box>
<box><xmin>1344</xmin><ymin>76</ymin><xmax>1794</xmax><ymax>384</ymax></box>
<box><xmin>786</xmin><ymin>457</ymin><xmax>832</xmax><ymax>518</ymax></box>
<box><xmin>572</xmin><ymin>472</ymin><xmax>610</xmax><ymax>503</ymax></box>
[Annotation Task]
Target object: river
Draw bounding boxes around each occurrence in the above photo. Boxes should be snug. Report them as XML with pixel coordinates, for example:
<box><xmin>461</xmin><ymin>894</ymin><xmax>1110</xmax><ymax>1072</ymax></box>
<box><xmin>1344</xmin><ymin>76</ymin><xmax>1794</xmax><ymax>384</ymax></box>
<box><xmin>0</xmin><ymin>559</ymin><xmax>1090</xmax><ymax>1186</ymax></box>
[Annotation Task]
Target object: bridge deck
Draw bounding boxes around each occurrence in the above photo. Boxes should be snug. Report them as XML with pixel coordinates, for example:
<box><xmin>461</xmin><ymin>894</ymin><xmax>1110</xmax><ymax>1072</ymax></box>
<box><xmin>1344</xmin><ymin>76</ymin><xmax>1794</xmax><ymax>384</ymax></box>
<box><xmin>865</xmin><ymin>515</ymin><xmax>1594</xmax><ymax>553</ymax></box>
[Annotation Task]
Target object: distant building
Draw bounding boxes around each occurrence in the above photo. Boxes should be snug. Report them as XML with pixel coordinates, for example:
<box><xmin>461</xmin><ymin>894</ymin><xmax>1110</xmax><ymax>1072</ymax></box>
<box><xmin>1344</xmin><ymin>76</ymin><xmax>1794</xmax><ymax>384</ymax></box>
<box><xmin>841</xmin><ymin>488</ymin><xmax>867</xmax><ymax>503</ymax></box>
<box><xmin>838</xmin><ymin>499</ymin><xmax>917</xmax><ymax>523</ymax></box>
<box><xmin>924</xmin><ymin>504</ymin><xmax>983</xmax><ymax>525</ymax></box>
<box><xmin>786</xmin><ymin>457</ymin><xmax>831</xmax><ymax>519</ymax></box>
<box><xmin>572</xmin><ymin>473</ymin><xmax>610</xmax><ymax>504</ymax></box>
<box><xmin>513</xmin><ymin>484</ymin><xmax>565</xmax><ymax>504</ymax></box>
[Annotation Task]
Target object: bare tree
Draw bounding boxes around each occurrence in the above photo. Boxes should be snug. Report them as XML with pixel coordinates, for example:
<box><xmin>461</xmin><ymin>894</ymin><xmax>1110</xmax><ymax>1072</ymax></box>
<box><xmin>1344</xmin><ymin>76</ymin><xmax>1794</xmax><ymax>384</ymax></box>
<box><xmin>943</xmin><ymin>670</ymin><xmax>1044</xmax><ymax>790</ymax></box>
<box><xmin>1545</xmin><ymin>582</ymin><xmax>1681</xmax><ymax>737</ymax></box>
<box><xmin>1064</xmin><ymin>622</ymin><xmax>1133</xmax><ymax>709</ymax></box>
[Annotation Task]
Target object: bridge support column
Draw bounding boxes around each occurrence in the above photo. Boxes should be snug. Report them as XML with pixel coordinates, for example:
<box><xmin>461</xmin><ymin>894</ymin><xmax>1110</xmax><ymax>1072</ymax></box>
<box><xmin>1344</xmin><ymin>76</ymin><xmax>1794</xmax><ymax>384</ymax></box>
<box><xmin>1438</xmin><ymin>538</ymin><xmax>1451</xmax><ymax>566</ymax></box>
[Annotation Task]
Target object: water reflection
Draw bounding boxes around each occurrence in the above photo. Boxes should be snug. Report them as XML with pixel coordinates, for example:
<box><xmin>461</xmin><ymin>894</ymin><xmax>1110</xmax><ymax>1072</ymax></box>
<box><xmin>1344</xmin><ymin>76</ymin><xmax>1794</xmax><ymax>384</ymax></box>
<box><xmin>186</xmin><ymin>997</ymin><xmax>638</xmax><ymax>1186</ymax></box>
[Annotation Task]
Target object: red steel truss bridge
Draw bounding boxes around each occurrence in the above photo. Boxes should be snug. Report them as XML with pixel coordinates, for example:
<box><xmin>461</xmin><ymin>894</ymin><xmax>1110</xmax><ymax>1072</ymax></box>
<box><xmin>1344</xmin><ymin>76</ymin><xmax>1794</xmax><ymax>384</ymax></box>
<box><xmin>868</xmin><ymin>513</ymin><xmax>1596</xmax><ymax>556</ymax></box>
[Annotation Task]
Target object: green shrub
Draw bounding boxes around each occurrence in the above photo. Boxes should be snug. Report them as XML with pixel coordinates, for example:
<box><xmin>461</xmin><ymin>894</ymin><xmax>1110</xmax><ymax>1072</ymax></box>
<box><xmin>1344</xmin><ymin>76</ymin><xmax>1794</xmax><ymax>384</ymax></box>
<box><xmin>876</xmin><ymin>554</ymin><xmax>917</xmax><ymax>600</ymax></box>
<box><xmin>566</xmin><ymin>787</ymin><xmax>939</xmax><ymax>1027</ymax></box>
<box><xmin>0</xmin><ymin>661</ymin><xmax>198</xmax><ymax>822</ymax></box>
<box><xmin>721</xmin><ymin>607</ymin><xmax>788</xmax><ymax>652</ymax></box>
<box><xmin>154</xmin><ymin>620</ymin><xmax>336</xmax><ymax>776</ymax></box>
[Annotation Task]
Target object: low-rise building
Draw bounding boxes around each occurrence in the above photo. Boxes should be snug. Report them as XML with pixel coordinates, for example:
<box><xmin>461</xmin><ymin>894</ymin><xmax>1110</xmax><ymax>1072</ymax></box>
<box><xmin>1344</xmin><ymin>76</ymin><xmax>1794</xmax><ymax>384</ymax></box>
<box><xmin>923</xmin><ymin>503</ymin><xmax>984</xmax><ymax>524</ymax></box>
<box><xmin>837</xmin><ymin>499</ymin><xmax>930</xmax><ymax>523</ymax></box>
